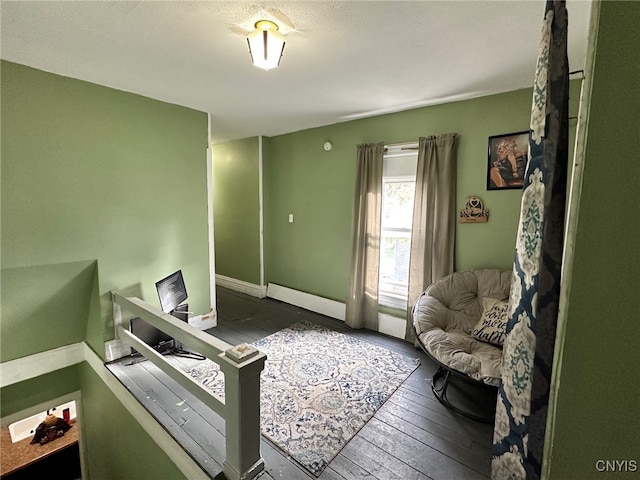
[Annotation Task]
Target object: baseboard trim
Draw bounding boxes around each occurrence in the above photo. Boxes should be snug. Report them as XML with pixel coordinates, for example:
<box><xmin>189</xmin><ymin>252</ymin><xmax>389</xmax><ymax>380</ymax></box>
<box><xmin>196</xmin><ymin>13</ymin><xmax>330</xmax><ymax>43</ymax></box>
<box><xmin>216</xmin><ymin>274</ymin><xmax>267</xmax><ymax>298</ymax></box>
<box><xmin>265</xmin><ymin>284</ymin><xmax>406</xmax><ymax>340</ymax></box>
<box><xmin>0</xmin><ymin>343</ymin><xmax>85</xmax><ymax>388</ymax></box>
<box><xmin>378</xmin><ymin>313</ymin><xmax>408</xmax><ymax>340</ymax></box>
<box><xmin>266</xmin><ymin>283</ymin><xmax>346</xmax><ymax>321</ymax></box>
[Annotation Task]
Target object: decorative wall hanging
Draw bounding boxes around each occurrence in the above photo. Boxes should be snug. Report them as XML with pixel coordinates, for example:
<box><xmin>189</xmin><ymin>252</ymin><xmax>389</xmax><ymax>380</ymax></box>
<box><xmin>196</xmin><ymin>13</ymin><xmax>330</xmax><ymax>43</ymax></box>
<box><xmin>487</xmin><ymin>131</ymin><xmax>529</xmax><ymax>190</ymax></box>
<box><xmin>459</xmin><ymin>196</ymin><xmax>489</xmax><ymax>223</ymax></box>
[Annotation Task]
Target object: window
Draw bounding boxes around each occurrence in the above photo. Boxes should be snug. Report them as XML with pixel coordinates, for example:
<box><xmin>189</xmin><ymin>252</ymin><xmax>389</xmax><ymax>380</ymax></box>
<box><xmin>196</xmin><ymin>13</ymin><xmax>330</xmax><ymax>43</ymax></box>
<box><xmin>378</xmin><ymin>145</ymin><xmax>418</xmax><ymax>310</ymax></box>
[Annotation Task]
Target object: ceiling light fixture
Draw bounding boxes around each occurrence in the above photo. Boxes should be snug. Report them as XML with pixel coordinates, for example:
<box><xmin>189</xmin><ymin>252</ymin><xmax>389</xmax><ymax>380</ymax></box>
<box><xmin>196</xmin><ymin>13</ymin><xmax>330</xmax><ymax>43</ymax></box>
<box><xmin>247</xmin><ymin>20</ymin><xmax>285</xmax><ymax>71</ymax></box>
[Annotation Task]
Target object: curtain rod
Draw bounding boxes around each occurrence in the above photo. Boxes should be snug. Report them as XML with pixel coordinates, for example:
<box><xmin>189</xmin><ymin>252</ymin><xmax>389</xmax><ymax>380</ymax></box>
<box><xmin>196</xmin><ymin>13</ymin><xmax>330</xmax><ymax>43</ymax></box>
<box><xmin>384</xmin><ymin>141</ymin><xmax>419</xmax><ymax>152</ymax></box>
<box><xmin>383</xmin><ymin>146</ymin><xmax>419</xmax><ymax>152</ymax></box>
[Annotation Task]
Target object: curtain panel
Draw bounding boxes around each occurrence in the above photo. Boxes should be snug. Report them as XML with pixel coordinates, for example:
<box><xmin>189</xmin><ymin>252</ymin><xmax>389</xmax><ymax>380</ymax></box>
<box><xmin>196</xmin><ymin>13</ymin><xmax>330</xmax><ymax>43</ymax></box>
<box><xmin>492</xmin><ymin>1</ymin><xmax>569</xmax><ymax>478</ymax></box>
<box><xmin>345</xmin><ymin>143</ymin><xmax>385</xmax><ymax>330</ymax></box>
<box><xmin>405</xmin><ymin>133</ymin><xmax>458</xmax><ymax>341</ymax></box>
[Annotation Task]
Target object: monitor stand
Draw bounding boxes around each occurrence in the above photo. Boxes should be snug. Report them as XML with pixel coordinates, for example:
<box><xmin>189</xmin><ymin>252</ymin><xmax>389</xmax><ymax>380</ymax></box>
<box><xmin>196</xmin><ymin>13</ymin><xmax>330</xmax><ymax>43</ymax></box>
<box><xmin>170</xmin><ymin>304</ymin><xmax>205</xmax><ymax>360</ymax></box>
<box><xmin>171</xmin><ymin>303</ymin><xmax>190</xmax><ymax>322</ymax></box>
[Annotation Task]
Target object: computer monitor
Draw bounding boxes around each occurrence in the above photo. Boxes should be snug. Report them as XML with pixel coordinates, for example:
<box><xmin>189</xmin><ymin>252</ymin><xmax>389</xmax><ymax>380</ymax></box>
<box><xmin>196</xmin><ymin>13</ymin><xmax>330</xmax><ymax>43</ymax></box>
<box><xmin>155</xmin><ymin>270</ymin><xmax>188</xmax><ymax>314</ymax></box>
<box><xmin>126</xmin><ymin>271</ymin><xmax>204</xmax><ymax>362</ymax></box>
<box><xmin>129</xmin><ymin>316</ymin><xmax>174</xmax><ymax>355</ymax></box>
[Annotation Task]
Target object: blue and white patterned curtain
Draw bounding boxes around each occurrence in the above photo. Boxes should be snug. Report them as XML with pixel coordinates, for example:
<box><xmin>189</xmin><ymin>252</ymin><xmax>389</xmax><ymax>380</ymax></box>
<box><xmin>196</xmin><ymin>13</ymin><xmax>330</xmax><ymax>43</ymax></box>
<box><xmin>492</xmin><ymin>1</ymin><xmax>569</xmax><ymax>479</ymax></box>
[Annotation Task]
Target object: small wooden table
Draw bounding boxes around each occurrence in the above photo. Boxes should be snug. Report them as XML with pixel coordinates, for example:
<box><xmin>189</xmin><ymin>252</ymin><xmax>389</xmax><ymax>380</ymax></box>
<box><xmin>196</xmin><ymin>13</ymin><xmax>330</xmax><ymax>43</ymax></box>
<box><xmin>0</xmin><ymin>421</ymin><xmax>78</xmax><ymax>477</ymax></box>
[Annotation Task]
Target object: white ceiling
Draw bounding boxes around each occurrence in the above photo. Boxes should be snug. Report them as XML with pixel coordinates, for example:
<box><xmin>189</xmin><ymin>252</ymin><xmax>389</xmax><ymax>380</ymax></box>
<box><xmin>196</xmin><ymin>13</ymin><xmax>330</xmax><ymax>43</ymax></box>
<box><xmin>1</xmin><ymin>1</ymin><xmax>592</xmax><ymax>143</ymax></box>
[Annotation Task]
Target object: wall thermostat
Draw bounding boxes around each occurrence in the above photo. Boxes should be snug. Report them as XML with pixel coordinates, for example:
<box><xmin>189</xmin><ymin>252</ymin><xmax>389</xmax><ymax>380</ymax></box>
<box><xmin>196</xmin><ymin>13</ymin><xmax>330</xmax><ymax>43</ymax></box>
<box><xmin>323</xmin><ymin>141</ymin><xmax>333</xmax><ymax>151</ymax></box>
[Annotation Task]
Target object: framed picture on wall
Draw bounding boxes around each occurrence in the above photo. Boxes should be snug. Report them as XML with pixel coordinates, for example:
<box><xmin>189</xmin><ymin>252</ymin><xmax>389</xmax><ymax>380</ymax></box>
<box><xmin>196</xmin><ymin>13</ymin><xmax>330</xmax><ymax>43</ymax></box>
<box><xmin>487</xmin><ymin>131</ymin><xmax>529</xmax><ymax>190</ymax></box>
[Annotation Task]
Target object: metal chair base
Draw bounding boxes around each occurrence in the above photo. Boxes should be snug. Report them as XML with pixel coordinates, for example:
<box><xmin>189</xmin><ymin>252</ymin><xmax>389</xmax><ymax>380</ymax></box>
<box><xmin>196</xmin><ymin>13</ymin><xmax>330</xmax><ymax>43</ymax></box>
<box><xmin>431</xmin><ymin>365</ymin><xmax>497</xmax><ymax>424</ymax></box>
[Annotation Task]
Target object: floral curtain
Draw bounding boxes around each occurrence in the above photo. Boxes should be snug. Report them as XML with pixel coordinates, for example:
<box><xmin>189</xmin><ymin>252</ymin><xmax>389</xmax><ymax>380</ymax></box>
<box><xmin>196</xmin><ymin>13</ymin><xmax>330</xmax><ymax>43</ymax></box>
<box><xmin>492</xmin><ymin>1</ymin><xmax>569</xmax><ymax>478</ymax></box>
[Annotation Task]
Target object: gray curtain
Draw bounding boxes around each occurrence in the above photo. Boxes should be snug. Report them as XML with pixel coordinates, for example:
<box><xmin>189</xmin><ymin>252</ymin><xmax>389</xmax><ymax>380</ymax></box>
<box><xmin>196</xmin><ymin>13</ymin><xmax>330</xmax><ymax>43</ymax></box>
<box><xmin>405</xmin><ymin>133</ymin><xmax>458</xmax><ymax>341</ymax></box>
<box><xmin>345</xmin><ymin>142</ymin><xmax>384</xmax><ymax>330</ymax></box>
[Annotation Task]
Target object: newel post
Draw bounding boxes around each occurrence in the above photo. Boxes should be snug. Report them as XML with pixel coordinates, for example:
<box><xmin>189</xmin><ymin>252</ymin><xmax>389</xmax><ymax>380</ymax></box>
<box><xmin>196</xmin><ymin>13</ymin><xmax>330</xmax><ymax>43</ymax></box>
<box><xmin>218</xmin><ymin>343</ymin><xmax>266</xmax><ymax>480</ymax></box>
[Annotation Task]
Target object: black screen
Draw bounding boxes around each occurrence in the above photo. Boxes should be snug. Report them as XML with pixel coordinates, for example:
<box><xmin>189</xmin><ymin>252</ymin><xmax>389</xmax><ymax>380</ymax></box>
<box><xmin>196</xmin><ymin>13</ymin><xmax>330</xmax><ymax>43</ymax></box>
<box><xmin>155</xmin><ymin>270</ymin><xmax>188</xmax><ymax>313</ymax></box>
<box><xmin>130</xmin><ymin>317</ymin><xmax>173</xmax><ymax>354</ymax></box>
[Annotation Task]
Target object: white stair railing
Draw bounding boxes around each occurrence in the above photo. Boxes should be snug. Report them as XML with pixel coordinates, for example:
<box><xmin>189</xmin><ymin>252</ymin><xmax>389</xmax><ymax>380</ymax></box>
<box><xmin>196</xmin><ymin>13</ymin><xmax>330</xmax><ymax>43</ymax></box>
<box><xmin>111</xmin><ymin>290</ymin><xmax>266</xmax><ymax>480</ymax></box>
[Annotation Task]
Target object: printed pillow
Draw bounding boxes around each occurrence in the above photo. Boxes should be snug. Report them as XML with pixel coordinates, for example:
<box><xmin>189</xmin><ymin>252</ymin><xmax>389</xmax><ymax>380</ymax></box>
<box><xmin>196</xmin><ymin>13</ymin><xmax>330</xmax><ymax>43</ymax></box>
<box><xmin>472</xmin><ymin>297</ymin><xmax>509</xmax><ymax>346</ymax></box>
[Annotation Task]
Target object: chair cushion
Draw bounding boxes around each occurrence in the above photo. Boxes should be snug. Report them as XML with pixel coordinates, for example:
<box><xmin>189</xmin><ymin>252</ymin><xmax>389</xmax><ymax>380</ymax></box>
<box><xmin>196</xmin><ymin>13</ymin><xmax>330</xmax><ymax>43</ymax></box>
<box><xmin>417</xmin><ymin>329</ymin><xmax>503</xmax><ymax>386</ymax></box>
<box><xmin>413</xmin><ymin>269</ymin><xmax>511</xmax><ymax>386</ymax></box>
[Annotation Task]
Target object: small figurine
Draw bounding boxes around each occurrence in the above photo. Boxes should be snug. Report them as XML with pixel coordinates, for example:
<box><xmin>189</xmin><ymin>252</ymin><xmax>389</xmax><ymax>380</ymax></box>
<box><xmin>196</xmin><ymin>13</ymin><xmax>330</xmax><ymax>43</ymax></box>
<box><xmin>30</xmin><ymin>413</ymin><xmax>71</xmax><ymax>445</ymax></box>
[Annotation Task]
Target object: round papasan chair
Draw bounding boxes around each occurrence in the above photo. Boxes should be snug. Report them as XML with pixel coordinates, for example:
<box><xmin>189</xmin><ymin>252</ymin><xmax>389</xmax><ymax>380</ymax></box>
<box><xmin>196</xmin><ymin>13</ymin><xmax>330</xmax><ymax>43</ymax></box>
<box><xmin>412</xmin><ymin>269</ymin><xmax>511</xmax><ymax>423</ymax></box>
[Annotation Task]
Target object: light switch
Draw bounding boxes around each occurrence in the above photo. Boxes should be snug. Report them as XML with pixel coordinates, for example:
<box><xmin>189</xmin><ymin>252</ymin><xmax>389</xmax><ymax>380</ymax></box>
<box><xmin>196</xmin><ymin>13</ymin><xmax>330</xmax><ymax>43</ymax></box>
<box><xmin>288</xmin><ymin>213</ymin><xmax>294</xmax><ymax>223</ymax></box>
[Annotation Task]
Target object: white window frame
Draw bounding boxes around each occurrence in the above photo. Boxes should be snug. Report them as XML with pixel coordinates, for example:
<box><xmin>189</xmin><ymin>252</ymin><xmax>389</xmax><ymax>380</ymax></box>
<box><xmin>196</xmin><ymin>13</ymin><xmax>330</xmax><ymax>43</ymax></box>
<box><xmin>378</xmin><ymin>144</ymin><xmax>418</xmax><ymax>310</ymax></box>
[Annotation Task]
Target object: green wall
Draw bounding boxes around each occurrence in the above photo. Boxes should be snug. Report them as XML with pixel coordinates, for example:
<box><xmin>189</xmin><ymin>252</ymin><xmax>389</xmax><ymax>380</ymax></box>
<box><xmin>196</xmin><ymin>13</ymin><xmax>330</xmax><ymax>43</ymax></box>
<box><xmin>548</xmin><ymin>2</ymin><xmax>640</xmax><ymax>478</ymax></box>
<box><xmin>1</xmin><ymin>363</ymin><xmax>190</xmax><ymax>480</ymax></box>
<box><xmin>1</xmin><ymin>61</ymin><xmax>209</xmax><ymax>478</ymax></box>
<box><xmin>0</xmin><ymin>366</ymin><xmax>80</xmax><ymax>418</ymax></box>
<box><xmin>1</xmin><ymin>61</ymin><xmax>210</xmax><ymax>358</ymax></box>
<box><xmin>79</xmin><ymin>363</ymin><xmax>188</xmax><ymax>480</ymax></box>
<box><xmin>1</xmin><ymin>261</ymin><xmax>97</xmax><ymax>361</ymax></box>
<box><xmin>261</xmin><ymin>86</ymin><xmax>579</xmax><ymax>302</ymax></box>
<box><xmin>212</xmin><ymin>137</ymin><xmax>262</xmax><ymax>284</ymax></box>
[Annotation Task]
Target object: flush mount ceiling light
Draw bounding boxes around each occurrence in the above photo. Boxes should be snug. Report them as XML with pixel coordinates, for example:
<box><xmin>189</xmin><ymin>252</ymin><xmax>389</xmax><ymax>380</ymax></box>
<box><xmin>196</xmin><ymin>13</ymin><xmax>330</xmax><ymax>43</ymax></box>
<box><xmin>247</xmin><ymin>20</ymin><xmax>286</xmax><ymax>71</ymax></box>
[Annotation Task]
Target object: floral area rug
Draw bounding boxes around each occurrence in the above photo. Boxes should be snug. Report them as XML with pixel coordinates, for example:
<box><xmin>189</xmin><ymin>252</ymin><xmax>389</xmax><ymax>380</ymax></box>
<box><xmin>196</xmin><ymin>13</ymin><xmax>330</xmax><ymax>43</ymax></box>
<box><xmin>188</xmin><ymin>320</ymin><xmax>420</xmax><ymax>476</ymax></box>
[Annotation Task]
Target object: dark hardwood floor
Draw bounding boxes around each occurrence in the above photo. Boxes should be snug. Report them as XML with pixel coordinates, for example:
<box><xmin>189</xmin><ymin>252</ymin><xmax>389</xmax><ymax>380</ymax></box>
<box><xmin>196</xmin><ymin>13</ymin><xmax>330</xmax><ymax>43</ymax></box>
<box><xmin>106</xmin><ymin>287</ymin><xmax>495</xmax><ymax>479</ymax></box>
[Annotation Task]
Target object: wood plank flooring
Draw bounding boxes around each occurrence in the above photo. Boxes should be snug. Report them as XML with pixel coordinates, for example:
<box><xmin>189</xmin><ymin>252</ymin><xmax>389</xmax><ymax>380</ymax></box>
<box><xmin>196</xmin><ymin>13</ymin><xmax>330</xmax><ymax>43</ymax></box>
<box><xmin>106</xmin><ymin>287</ymin><xmax>495</xmax><ymax>479</ymax></box>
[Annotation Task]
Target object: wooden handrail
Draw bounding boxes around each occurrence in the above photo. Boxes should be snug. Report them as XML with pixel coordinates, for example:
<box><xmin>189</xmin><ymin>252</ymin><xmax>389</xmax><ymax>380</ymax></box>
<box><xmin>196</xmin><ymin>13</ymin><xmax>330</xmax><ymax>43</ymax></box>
<box><xmin>112</xmin><ymin>290</ymin><xmax>230</xmax><ymax>359</ymax></box>
<box><xmin>111</xmin><ymin>290</ymin><xmax>266</xmax><ymax>480</ymax></box>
